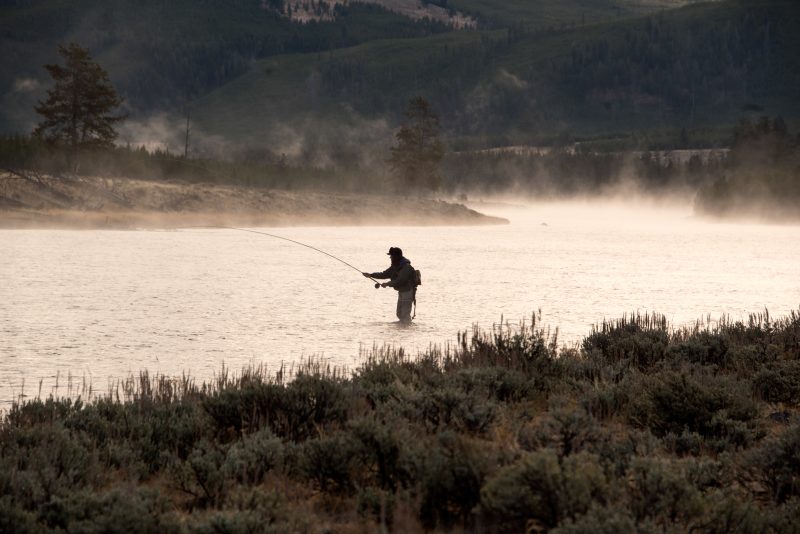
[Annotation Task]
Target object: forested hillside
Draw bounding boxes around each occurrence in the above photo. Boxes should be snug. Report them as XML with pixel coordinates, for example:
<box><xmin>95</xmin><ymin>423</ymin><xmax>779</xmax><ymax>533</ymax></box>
<box><xmin>2</xmin><ymin>0</ymin><xmax>715</xmax><ymax>138</ymax></box>
<box><xmin>187</xmin><ymin>0</ymin><xmax>800</xmax><ymax>154</ymax></box>
<box><xmin>326</xmin><ymin>0</ymin><xmax>800</xmax><ymax>140</ymax></box>
<box><xmin>0</xmin><ymin>0</ymin><xmax>449</xmax><ymax>131</ymax></box>
<box><xmin>2</xmin><ymin>0</ymin><xmax>798</xmax><ymax>153</ymax></box>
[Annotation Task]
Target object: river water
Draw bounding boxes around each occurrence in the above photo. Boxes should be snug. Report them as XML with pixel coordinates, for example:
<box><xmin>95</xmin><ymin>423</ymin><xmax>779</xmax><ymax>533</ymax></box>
<box><xmin>1</xmin><ymin>201</ymin><xmax>799</xmax><ymax>406</ymax></box>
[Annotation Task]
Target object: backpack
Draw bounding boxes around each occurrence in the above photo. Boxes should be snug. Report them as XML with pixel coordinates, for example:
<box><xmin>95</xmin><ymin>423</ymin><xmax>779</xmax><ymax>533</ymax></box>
<box><xmin>414</xmin><ymin>269</ymin><xmax>422</xmax><ymax>287</ymax></box>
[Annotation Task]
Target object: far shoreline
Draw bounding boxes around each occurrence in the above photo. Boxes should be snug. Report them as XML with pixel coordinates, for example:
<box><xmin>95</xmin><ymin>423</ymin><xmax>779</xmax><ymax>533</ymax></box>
<box><xmin>0</xmin><ymin>208</ymin><xmax>510</xmax><ymax>230</ymax></box>
<box><xmin>0</xmin><ymin>173</ymin><xmax>509</xmax><ymax>229</ymax></box>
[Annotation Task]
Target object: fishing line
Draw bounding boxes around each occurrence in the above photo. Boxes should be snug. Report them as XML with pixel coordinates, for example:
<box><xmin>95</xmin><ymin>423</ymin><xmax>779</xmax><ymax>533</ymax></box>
<box><xmin>182</xmin><ymin>226</ymin><xmax>381</xmax><ymax>285</ymax></box>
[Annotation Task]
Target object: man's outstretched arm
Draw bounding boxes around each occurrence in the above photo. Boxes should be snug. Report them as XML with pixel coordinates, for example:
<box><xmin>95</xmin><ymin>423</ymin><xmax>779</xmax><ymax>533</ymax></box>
<box><xmin>363</xmin><ymin>269</ymin><xmax>392</xmax><ymax>279</ymax></box>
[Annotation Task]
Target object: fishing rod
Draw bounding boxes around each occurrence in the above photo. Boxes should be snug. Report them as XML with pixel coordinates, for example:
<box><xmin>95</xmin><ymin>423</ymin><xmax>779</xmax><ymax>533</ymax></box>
<box><xmin>182</xmin><ymin>226</ymin><xmax>382</xmax><ymax>287</ymax></box>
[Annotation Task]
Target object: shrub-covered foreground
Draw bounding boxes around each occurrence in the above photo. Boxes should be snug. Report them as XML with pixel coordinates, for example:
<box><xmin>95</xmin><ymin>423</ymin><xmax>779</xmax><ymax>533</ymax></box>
<box><xmin>2</xmin><ymin>311</ymin><xmax>800</xmax><ymax>532</ymax></box>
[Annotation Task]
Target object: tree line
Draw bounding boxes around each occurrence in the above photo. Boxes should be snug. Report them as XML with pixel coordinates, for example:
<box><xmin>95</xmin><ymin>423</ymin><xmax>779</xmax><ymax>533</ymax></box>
<box><xmin>2</xmin><ymin>43</ymin><xmax>444</xmax><ymax>193</ymax></box>
<box><xmin>695</xmin><ymin>116</ymin><xmax>800</xmax><ymax>219</ymax></box>
<box><xmin>4</xmin><ymin>40</ymin><xmax>799</xmax><ymax>218</ymax></box>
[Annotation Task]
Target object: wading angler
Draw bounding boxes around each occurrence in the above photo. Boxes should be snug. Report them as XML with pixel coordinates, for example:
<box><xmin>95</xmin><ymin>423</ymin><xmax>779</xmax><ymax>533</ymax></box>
<box><xmin>364</xmin><ymin>246</ymin><xmax>421</xmax><ymax>323</ymax></box>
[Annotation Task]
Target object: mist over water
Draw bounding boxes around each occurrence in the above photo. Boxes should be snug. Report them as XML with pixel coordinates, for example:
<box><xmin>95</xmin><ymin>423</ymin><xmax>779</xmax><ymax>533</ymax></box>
<box><xmin>2</xmin><ymin>201</ymin><xmax>799</xmax><ymax>406</ymax></box>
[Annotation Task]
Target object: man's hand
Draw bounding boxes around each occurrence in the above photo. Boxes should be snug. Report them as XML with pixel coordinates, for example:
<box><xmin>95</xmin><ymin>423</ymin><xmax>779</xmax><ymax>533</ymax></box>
<box><xmin>381</xmin><ymin>282</ymin><xmax>390</xmax><ymax>288</ymax></box>
<box><xmin>362</xmin><ymin>272</ymin><xmax>372</xmax><ymax>278</ymax></box>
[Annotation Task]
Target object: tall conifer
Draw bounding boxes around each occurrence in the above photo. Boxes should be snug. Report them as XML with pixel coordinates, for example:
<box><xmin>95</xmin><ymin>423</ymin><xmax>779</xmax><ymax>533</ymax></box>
<box><xmin>34</xmin><ymin>43</ymin><xmax>126</xmax><ymax>155</ymax></box>
<box><xmin>388</xmin><ymin>97</ymin><xmax>444</xmax><ymax>191</ymax></box>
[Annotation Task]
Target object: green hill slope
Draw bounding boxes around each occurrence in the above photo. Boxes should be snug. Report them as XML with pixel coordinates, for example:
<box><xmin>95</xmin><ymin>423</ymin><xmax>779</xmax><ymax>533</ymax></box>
<box><xmin>0</xmin><ymin>0</ymin><xmax>449</xmax><ymax>132</ymax></box>
<box><xmin>188</xmin><ymin>31</ymin><xmax>498</xmax><ymax>153</ymax></box>
<box><xmin>0</xmin><ymin>0</ymin><xmax>702</xmax><ymax>136</ymax></box>
<box><xmin>2</xmin><ymin>0</ymin><xmax>798</xmax><ymax>155</ymax></box>
<box><xmin>187</xmin><ymin>0</ymin><xmax>800</xmax><ymax>152</ymax></box>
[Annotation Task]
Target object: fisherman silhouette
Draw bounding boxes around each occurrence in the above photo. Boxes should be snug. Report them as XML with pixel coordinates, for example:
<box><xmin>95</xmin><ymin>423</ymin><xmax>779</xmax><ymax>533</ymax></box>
<box><xmin>363</xmin><ymin>247</ymin><xmax>417</xmax><ymax>323</ymax></box>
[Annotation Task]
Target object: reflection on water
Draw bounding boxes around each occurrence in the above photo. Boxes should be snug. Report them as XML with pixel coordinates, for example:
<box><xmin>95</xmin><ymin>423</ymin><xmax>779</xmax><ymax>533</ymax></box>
<box><xmin>1</xmin><ymin>202</ymin><xmax>799</xmax><ymax>406</ymax></box>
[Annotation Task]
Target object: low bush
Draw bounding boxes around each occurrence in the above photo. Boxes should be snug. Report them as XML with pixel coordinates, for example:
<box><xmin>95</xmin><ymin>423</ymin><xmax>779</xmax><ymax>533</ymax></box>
<box><xmin>625</xmin><ymin>368</ymin><xmax>762</xmax><ymax>449</ymax></box>
<box><xmin>668</xmin><ymin>332</ymin><xmax>731</xmax><ymax>369</ymax></box>
<box><xmin>752</xmin><ymin>360</ymin><xmax>800</xmax><ymax>404</ymax></box>
<box><xmin>1</xmin><ymin>310</ymin><xmax>798</xmax><ymax>530</ymax></box>
<box><xmin>203</xmin><ymin>372</ymin><xmax>350</xmax><ymax>441</ymax></box>
<box><xmin>745</xmin><ymin>422</ymin><xmax>800</xmax><ymax>503</ymax></box>
<box><xmin>348</xmin><ymin>416</ymin><xmax>413</xmax><ymax>491</ymax></box>
<box><xmin>552</xmin><ymin>505</ymin><xmax>638</xmax><ymax>534</ymax></box>
<box><xmin>418</xmin><ymin>431</ymin><xmax>489</xmax><ymax>530</ymax></box>
<box><xmin>38</xmin><ymin>487</ymin><xmax>181</xmax><ymax>533</ymax></box>
<box><xmin>480</xmin><ymin>450</ymin><xmax>607</xmax><ymax>532</ymax></box>
<box><xmin>581</xmin><ymin>313</ymin><xmax>670</xmax><ymax>370</ymax></box>
<box><xmin>223</xmin><ymin>427</ymin><xmax>284</xmax><ymax>485</ymax></box>
<box><xmin>626</xmin><ymin>456</ymin><xmax>704</xmax><ymax>526</ymax></box>
<box><xmin>518</xmin><ymin>398</ymin><xmax>600</xmax><ymax>457</ymax></box>
<box><xmin>299</xmin><ymin>433</ymin><xmax>360</xmax><ymax>493</ymax></box>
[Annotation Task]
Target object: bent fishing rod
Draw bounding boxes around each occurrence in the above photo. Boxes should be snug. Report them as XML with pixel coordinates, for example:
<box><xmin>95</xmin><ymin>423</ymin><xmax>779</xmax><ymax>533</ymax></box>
<box><xmin>182</xmin><ymin>226</ymin><xmax>383</xmax><ymax>287</ymax></box>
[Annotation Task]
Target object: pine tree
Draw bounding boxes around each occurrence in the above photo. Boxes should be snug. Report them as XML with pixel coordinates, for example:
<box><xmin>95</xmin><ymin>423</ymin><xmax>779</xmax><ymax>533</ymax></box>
<box><xmin>34</xmin><ymin>43</ymin><xmax>126</xmax><ymax>155</ymax></box>
<box><xmin>388</xmin><ymin>96</ymin><xmax>444</xmax><ymax>191</ymax></box>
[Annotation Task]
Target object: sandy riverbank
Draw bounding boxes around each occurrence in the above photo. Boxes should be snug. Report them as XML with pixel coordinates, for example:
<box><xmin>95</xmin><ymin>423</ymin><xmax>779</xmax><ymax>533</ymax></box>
<box><xmin>0</xmin><ymin>172</ymin><xmax>507</xmax><ymax>228</ymax></box>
